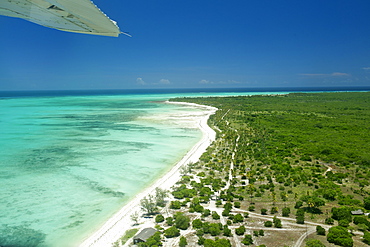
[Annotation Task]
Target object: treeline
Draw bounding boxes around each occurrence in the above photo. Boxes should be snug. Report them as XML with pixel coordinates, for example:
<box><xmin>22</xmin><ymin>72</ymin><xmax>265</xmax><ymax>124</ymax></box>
<box><xmin>171</xmin><ymin>92</ymin><xmax>370</xmax><ymax>167</ymax></box>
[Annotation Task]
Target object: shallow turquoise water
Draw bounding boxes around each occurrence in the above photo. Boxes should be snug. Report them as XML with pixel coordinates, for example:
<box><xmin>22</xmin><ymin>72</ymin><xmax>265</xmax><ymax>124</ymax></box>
<box><xmin>0</xmin><ymin>94</ymin><xmax>207</xmax><ymax>247</ymax></box>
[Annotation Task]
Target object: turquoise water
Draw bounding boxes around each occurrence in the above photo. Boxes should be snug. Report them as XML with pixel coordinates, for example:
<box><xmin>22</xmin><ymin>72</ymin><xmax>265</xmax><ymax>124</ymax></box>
<box><xmin>0</xmin><ymin>94</ymin><xmax>213</xmax><ymax>247</ymax></box>
<box><xmin>1</xmin><ymin>89</ymin><xmax>359</xmax><ymax>246</ymax></box>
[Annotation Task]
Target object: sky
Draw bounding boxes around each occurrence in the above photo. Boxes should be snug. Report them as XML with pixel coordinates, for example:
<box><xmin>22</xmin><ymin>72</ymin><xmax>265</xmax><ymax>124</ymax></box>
<box><xmin>1</xmin><ymin>0</ymin><xmax>370</xmax><ymax>91</ymax></box>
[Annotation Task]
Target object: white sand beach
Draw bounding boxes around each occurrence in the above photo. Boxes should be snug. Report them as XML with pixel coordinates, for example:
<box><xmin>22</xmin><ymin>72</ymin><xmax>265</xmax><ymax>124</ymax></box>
<box><xmin>79</xmin><ymin>102</ymin><xmax>217</xmax><ymax>247</ymax></box>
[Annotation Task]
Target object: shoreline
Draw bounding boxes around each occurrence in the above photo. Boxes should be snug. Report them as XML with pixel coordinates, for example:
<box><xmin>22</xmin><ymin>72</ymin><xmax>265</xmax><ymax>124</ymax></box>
<box><xmin>79</xmin><ymin>102</ymin><xmax>217</xmax><ymax>247</ymax></box>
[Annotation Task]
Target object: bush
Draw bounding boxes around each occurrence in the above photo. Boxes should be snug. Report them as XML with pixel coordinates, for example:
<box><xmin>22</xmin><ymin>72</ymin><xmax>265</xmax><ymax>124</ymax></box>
<box><xmin>248</xmin><ymin>205</ymin><xmax>255</xmax><ymax>211</ymax></box>
<box><xmin>282</xmin><ymin>207</ymin><xmax>291</xmax><ymax>217</ymax></box>
<box><xmin>316</xmin><ymin>225</ymin><xmax>326</xmax><ymax>235</ymax></box>
<box><xmin>233</xmin><ymin>213</ymin><xmax>244</xmax><ymax>223</ymax></box>
<box><xmin>264</xmin><ymin>221</ymin><xmax>273</xmax><ymax>227</ymax></box>
<box><xmin>166</xmin><ymin>217</ymin><xmax>174</xmax><ymax>226</ymax></box>
<box><xmin>179</xmin><ymin>236</ymin><xmax>187</xmax><ymax>247</ymax></box>
<box><xmin>155</xmin><ymin>214</ymin><xmax>164</xmax><ymax>223</ymax></box>
<box><xmin>164</xmin><ymin>226</ymin><xmax>180</xmax><ymax>238</ymax></box>
<box><xmin>212</xmin><ymin>211</ymin><xmax>220</xmax><ymax>220</ymax></box>
<box><xmin>241</xmin><ymin>235</ymin><xmax>253</xmax><ymax>245</ymax></box>
<box><xmin>261</xmin><ymin>208</ymin><xmax>268</xmax><ymax>215</ymax></box>
<box><xmin>192</xmin><ymin>219</ymin><xmax>203</xmax><ymax>229</ymax></box>
<box><xmin>235</xmin><ymin>225</ymin><xmax>246</xmax><ymax>235</ymax></box>
<box><xmin>327</xmin><ymin>226</ymin><xmax>353</xmax><ymax>247</ymax></box>
<box><xmin>175</xmin><ymin>213</ymin><xmax>190</xmax><ymax>230</ymax></box>
<box><xmin>170</xmin><ymin>201</ymin><xmax>181</xmax><ymax>209</ymax></box>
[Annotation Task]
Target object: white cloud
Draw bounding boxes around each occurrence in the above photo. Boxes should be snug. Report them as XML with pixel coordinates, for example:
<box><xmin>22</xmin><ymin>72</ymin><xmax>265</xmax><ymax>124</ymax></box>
<box><xmin>159</xmin><ymin>79</ymin><xmax>170</xmax><ymax>84</ymax></box>
<box><xmin>299</xmin><ymin>72</ymin><xmax>350</xmax><ymax>77</ymax></box>
<box><xmin>136</xmin><ymin>77</ymin><xmax>146</xmax><ymax>85</ymax></box>
<box><xmin>199</xmin><ymin>79</ymin><xmax>213</xmax><ymax>84</ymax></box>
<box><xmin>362</xmin><ymin>67</ymin><xmax>370</xmax><ymax>70</ymax></box>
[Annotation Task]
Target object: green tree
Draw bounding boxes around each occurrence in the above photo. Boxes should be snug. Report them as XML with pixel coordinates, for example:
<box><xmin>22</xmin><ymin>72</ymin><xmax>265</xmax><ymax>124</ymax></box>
<box><xmin>233</xmin><ymin>213</ymin><xmax>244</xmax><ymax>223</ymax></box>
<box><xmin>364</xmin><ymin>197</ymin><xmax>370</xmax><ymax>210</ymax></box>
<box><xmin>282</xmin><ymin>207</ymin><xmax>291</xmax><ymax>217</ymax></box>
<box><xmin>175</xmin><ymin>213</ymin><xmax>190</xmax><ymax>230</ymax></box>
<box><xmin>192</xmin><ymin>219</ymin><xmax>203</xmax><ymax>229</ymax></box>
<box><xmin>209</xmin><ymin>223</ymin><xmax>221</xmax><ymax>236</ymax></box>
<box><xmin>363</xmin><ymin>231</ymin><xmax>370</xmax><ymax>245</ymax></box>
<box><xmin>235</xmin><ymin>225</ymin><xmax>246</xmax><ymax>235</ymax></box>
<box><xmin>223</xmin><ymin>226</ymin><xmax>232</xmax><ymax>237</ymax></box>
<box><xmin>241</xmin><ymin>235</ymin><xmax>253</xmax><ymax>245</ymax></box>
<box><xmin>273</xmin><ymin>216</ymin><xmax>282</xmax><ymax>228</ymax></box>
<box><xmin>155</xmin><ymin>214</ymin><xmax>164</xmax><ymax>223</ymax></box>
<box><xmin>327</xmin><ymin>226</ymin><xmax>353</xmax><ymax>247</ymax></box>
<box><xmin>164</xmin><ymin>226</ymin><xmax>180</xmax><ymax>238</ymax></box>
<box><xmin>179</xmin><ymin>236</ymin><xmax>187</xmax><ymax>247</ymax></box>
<box><xmin>212</xmin><ymin>211</ymin><xmax>220</xmax><ymax>220</ymax></box>
<box><xmin>316</xmin><ymin>225</ymin><xmax>326</xmax><ymax>235</ymax></box>
<box><xmin>140</xmin><ymin>195</ymin><xmax>157</xmax><ymax>215</ymax></box>
<box><xmin>155</xmin><ymin>187</ymin><xmax>168</xmax><ymax>207</ymax></box>
<box><xmin>170</xmin><ymin>200</ymin><xmax>181</xmax><ymax>209</ymax></box>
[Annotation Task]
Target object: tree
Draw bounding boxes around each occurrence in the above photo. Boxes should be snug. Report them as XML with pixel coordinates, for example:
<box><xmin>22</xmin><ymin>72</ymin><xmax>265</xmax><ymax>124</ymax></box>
<box><xmin>155</xmin><ymin>214</ymin><xmax>164</xmax><ymax>223</ymax></box>
<box><xmin>212</xmin><ymin>211</ymin><xmax>220</xmax><ymax>220</ymax></box>
<box><xmin>179</xmin><ymin>236</ymin><xmax>187</xmax><ymax>247</ymax></box>
<box><xmin>130</xmin><ymin>211</ymin><xmax>139</xmax><ymax>225</ymax></box>
<box><xmin>264</xmin><ymin>221</ymin><xmax>273</xmax><ymax>227</ymax></box>
<box><xmin>175</xmin><ymin>213</ymin><xmax>190</xmax><ymax>230</ymax></box>
<box><xmin>364</xmin><ymin>196</ymin><xmax>370</xmax><ymax>210</ymax></box>
<box><xmin>233</xmin><ymin>213</ymin><xmax>244</xmax><ymax>223</ymax></box>
<box><xmin>170</xmin><ymin>200</ymin><xmax>181</xmax><ymax>209</ymax></box>
<box><xmin>155</xmin><ymin>187</ymin><xmax>168</xmax><ymax>207</ymax></box>
<box><xmin>140</xmin><ymin>195</ymin><xmax>157</xmax><ymax>215</ymax></box>
<box><xmin>164</xmin><ymin>226</ymin><xmax>180</xmax><ymax>238</ymax></box>
<box><xmin>235</xmin><ymin>225</ymin><xmax>246</xmax><ymax>235</ymax></box>
<box><xmin>209</xmin><ymin>223</ymin><xmax>221</xmax><ymax>236</ymax></box>
<box><xmin>223</xmin><ymin>226</ymin><xmax>232</xmax><ymax>237</ymax></box>
<box><xmin>192</xmin><ymin>219</ymin><xmax>203</xmax><ymax>229</ymax></box>
<box><xmin>316</xmin><ymin>225</ymin><xmax>326</xmax><ymax>236</ymax></box>
<box><xmin>273</xmin><ymin>216</ymin><xmax>282</xmax><ymax>228</ymax></box>
<box><xmin>327</xmin><ymin>226</ymin><xmax>353</xmax><ymax>247</ymax></box>
<box><xmin>261</xmin><ymin>208</ymin><xmax>268</xmax><ymax>215</ymax></box>
<box><xmin>282</xmin><ymin>207</ymin><xmax>291</xmax><ymax>217</ymax></box>
<box><xmin>300</xmin><ymin>195</ymin><xmax>325</xmax><ymax>213</ymax></box>
<box><xmin>363</xmin><ymin>231</ymin><xmax>370</xmax><ymax>245</ymax></box>
<box><xmin>241</xmin><ymin>235</ymin><xmax>253</xmax><ymax>245</ymax></box>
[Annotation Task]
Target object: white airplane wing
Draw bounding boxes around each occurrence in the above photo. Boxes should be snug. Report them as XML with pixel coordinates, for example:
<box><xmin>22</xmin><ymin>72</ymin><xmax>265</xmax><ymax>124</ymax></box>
<box><xmin>0</xmin><ymin>0</ymin><xmax>121</xmax><ymax>37</ymax></box>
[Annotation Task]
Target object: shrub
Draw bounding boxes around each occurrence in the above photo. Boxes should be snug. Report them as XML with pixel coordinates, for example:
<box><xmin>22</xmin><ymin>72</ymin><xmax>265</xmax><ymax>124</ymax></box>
<box><xmin>282</xmin><ymin>207</ymin><xmax>291</xmax><ymax>217</ymax></box>
<box><xmin>261</xmin><ymin>208</ymin><xmax>268</xmax><ymax>215</ymax></box>
<box><xmin>233</xmin><ymin>213</ymin><xmax>244</xmax><ymax>223</ymax></box>
<box><xmin>155</xmin><ymin>214</ymin><xmax>164</xmax><ymax>223</ymax></box>
<box><xmin>192</xmin><ymin>219</ymin><xmax>203</xmax><ymax>229</ymax></box>
<box><xmin>264</xmin><ymin>221</ymin><xmax>273</xmax><ymax>227</ymax></box>
<box><xmin>175</xmin><ymin>213</ymin><xmax>190</xmax><ymax>230</ymax></box>
<box><xmin>241</xmin><ymin>235</ymin><xmax>253</xmax><ymax>245</ymax></box>
<box><xmin>212</xmin><ymin>211</ymin><xmax>220</xmax><ymax>220</ymax></box>
<box><xmin>179</xmin><ymin>236</ymin><xmax>187</xmax><ymax>247</ymax></box>
<box><xmin>164</xmin><ymin>226</ymin><xmax>180</xmax><ymax>238</ymax></box>
<box><xmin>235</xmin><ymin>225</ymin><xmax>246</xmax><ymax>235</ymax></box>
<box><xmin>327</xmin><ymin>226</ymin><xmax>353</xmax><ymax>247</ymax></box>
<box><xmin>316</xmin><ymin>225</ymin><xmax>326</xmax><ymax>235</ymax></box>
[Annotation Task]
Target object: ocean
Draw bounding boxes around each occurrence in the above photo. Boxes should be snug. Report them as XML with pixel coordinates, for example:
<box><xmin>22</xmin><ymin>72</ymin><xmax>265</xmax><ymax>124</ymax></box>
<box><xmin>0</xmin><ymin>87</ymin><xmax>369</xmax><ymax>247</ymax></box>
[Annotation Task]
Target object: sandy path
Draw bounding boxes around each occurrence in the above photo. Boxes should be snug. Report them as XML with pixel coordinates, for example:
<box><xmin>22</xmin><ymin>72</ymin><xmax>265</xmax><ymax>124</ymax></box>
<box><xmin>79</xmin><ymin>102</ymin><xmax>217</xmax><ymax>247</ymax></box>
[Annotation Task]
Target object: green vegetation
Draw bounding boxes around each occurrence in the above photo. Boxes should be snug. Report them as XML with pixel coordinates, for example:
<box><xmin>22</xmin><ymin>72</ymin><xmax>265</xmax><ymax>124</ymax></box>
<box><xmin>122</xmin><ymin>92</ymin><xmax>370</xmax><ymax>246</ymax></box>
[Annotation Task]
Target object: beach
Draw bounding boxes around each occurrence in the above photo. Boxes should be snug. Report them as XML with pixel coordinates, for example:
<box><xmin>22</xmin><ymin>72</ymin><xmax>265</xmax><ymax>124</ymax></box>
<box><xmin>79</xmin><ymin>102</ymin><xmax>217</xmax><ymax>247</ymax></box>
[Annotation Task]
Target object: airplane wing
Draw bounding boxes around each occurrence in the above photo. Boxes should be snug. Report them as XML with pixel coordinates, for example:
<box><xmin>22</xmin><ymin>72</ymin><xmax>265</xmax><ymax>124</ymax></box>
<box><xmin>0</xmin><ymin>0</ymin><xmax>121</xmax><ymax>37</ymax></box>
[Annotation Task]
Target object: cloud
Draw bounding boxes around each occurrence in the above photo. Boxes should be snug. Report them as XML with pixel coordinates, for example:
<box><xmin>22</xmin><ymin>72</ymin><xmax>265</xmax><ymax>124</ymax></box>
<box><xmin>199</xmin><ymin>79</ymin><xmax>240</xmax><ymax>85</ymax></box>
<box><xmin>159</xmin><ymin>79</ymin><xmax>170</xmax><ymax>84</ymax></box>
<box><xmin>199</xmin><ymin>79</ymin><xmax>213</xmax><ymax>84</ymax></box>
<box><xmin>299</xmin><ymin>72</ymin><xmax>350</xmax><ymax>77</ymax></box>
<box><xmin>136</xmin><ymin>78</ymin><xmax>146</xmax><ymax>85</ymax></box>
<box><xmin>362</xmin><ymin>67</ymin><xmax>370</xmax><ymax>70</ymax></box>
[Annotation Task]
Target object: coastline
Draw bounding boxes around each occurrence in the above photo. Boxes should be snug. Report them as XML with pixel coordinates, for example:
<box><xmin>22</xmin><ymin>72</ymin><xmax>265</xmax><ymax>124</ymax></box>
<box><xmin>79</xmin><ymin>102</ymin><xmax>217</xmax><ymax>247</ymax></box>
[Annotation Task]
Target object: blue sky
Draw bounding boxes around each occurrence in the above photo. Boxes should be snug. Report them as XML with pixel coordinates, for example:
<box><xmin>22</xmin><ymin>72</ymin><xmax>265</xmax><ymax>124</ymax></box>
<box><xmin>1</xmin><ymin>0</ymin><xmax>370</xmax><ymax>91</ymax></box>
